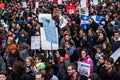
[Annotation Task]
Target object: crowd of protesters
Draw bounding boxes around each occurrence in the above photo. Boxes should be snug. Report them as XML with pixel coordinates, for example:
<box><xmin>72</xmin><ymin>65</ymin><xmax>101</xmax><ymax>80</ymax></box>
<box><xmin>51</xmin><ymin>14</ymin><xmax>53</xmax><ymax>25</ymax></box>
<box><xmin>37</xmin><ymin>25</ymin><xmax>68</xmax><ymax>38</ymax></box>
<box><xmin>0</xmin><ymin>0</ymin><xmax>120</xmax><ymax>80</ymax></box>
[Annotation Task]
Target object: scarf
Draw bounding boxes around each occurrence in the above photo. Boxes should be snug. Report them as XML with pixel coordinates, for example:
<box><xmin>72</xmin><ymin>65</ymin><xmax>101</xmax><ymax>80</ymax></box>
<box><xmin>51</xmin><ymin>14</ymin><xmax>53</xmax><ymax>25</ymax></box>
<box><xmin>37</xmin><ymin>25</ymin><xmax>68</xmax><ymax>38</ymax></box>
<box><xmin>65</xmin><ymin>46</ymin><xmax>75</xmax><ymax>56</ymax></box>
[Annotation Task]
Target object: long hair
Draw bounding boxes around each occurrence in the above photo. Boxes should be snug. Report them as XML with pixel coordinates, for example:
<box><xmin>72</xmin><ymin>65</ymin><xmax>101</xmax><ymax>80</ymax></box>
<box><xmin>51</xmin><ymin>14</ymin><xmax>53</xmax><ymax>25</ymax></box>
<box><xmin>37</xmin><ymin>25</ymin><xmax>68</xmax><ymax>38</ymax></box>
<box><xmin>25</xmin><ymin>56</ymin><xmax>35</xmax><ymax>67</ymax></box>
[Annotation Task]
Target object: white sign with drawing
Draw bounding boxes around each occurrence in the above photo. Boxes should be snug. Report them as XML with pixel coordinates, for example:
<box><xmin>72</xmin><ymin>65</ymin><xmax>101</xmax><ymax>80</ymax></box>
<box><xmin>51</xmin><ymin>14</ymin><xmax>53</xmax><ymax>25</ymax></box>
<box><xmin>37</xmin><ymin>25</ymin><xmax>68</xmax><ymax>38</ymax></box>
<box><xmin>78</xmin><ymin>61</ymin><xmax>90</xmax><ymax>77</ymax></box>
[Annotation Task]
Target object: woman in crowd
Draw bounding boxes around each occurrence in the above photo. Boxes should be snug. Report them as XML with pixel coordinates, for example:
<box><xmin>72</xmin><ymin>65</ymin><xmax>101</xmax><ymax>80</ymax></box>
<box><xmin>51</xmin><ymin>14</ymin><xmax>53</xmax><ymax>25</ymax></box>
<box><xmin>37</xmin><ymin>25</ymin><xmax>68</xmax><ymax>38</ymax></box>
<box><xmin>102</xmin><ymin>41</ymin><xmax>112</xmax><ymax>57</ymax></box>
<box><xmin>78</xmin><ymin>48</ymin><xmax>93</xmax><ymax>80</ymax></box>
<box><xmin>6</xmin><ymin>44</ymin><xmax>22</xmax><ymax>72</ymax></box>
<box><xmin>24</xmin><ymin>56</ymin><xmax>36</xmax><ymax>74</ymax></box>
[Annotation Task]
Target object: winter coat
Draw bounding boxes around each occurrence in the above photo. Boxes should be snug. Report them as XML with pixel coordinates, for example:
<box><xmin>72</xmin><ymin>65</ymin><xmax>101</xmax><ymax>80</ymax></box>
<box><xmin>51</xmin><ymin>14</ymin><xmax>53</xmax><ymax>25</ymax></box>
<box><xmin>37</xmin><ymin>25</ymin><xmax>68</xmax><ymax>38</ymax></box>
<box><xmin>111</xmin><ymin>37</ymin><xmax>120</xmax><ymax>52</ymax></box>
<box><xmin>57</xmin><ymin>54</ymin><xmax>70</xmax><ymax>80</ymax></box>
<box><xmin>0</xmin><ymin>56</ymin><xmax>6</xmax><ymax>72</ymax></box>
<box><xmin>101</xmin><ymin>67</ymin><xmax>120</xmax><ymax>80</ymax></box>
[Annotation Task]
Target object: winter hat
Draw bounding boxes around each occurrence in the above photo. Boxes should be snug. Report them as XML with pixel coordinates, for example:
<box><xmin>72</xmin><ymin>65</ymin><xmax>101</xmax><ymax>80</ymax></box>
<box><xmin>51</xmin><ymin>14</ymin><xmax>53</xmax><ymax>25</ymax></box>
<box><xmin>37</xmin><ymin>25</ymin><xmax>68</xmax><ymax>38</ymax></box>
<box><xmin>9</xmin><ymin>44</ymin><xmax>17</xmax><ymax>50</ymax></box>
<box><xmin>37</xmin><ymin>63</ymin><xmax>46</xmax><ymax>70</ymax></box>
<box><xmin>63</xmin><ymin>31</ymin><xmax>69</xmax><ymax>35</ymax></box>
<box><xmin>58</xmin><ymin>49</ymin><xmax>66</xmax><ymax>57</ymax></box>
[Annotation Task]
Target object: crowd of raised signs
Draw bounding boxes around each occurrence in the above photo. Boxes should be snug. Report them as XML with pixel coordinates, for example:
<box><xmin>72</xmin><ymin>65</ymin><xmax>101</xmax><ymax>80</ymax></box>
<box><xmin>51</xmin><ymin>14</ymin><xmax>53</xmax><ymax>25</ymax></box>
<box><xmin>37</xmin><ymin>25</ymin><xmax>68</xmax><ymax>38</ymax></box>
<box><xmin>0</xmin><ymin>0</ymin><xmax>120</xmax><ymax>80</ymax></box>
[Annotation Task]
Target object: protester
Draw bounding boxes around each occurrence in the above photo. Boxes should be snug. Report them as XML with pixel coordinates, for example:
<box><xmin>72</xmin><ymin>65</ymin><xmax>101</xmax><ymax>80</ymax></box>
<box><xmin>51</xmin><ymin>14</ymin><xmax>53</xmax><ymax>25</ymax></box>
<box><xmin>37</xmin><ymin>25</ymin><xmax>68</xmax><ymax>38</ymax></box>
<box><xmin>67</xmin><ymin>63</ymin><xmax>80</xmax><ymax>80</ymax></box>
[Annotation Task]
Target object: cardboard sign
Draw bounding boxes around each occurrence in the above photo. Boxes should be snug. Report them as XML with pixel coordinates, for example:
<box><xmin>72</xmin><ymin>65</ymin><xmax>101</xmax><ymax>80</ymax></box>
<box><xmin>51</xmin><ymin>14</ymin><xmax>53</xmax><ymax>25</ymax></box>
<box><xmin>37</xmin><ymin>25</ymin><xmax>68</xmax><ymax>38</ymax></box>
<box><xmin>78</xmin><ymin>61</ymin><xmax>90</xmax><ymax>77</ymax></box>
<box><xmin>59</xmin><ymin>14</ymin><xmax>68</xmax><ymax>28</ymax></box>
<box><xmin>42</xmin><ymin>18</ymin><xmax>57</xmax><ymax>43</ymax></box>
<box><xmin>79</xmin><ymin>7</ymin><xmax>89</xmax><ymax>16</ymax></box>
<box><xmin>35</xmin><ymin>2</ymin><xmax>39</xmax><ymax>9</ymax></box>
<box><xmin>22</xmin><ymin>2</ymin><xmax>27</xmax><ymax>8</ymax></box>
<box><xmin>31</xmin><ymin>36</ymin><xmax>40</xmax><ymax>50</ymax></box>
<box><xmin>38</xmin><ymin>14</ymin><xmax>52</xmax><ymax>23</ymax></box>
<box><xmin>40</xmin><ymin>28</ymin><xmax>59</xmax><ymax>50</ymax></box>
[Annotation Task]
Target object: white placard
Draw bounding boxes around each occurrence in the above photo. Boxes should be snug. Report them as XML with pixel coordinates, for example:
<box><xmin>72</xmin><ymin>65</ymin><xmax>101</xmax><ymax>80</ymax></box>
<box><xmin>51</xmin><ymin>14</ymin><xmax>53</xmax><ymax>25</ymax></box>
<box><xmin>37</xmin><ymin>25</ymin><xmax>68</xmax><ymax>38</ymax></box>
<box><xmin>78</xmin><ymin>61</ymin><xmax>90</xmax><ymax>77</ymax></box>
<box><xmin>22</xmin><ymin>2</ymin><xmax>27</xmax><ymax>8</ymax></box>
<box><xmin>40</xmin><ymin>28</ymin><xmax>59</xmax><ymax>50</ymax></box>
<box><xmin>59</xmin><ymin>14</ymin><xmax>68</xmax><ymax>28</ymax></box>
<box><xmin>80</xmin><ymin>0</ymin><xmax>87</xmax><ymax>8</ymax></box>
<box><xmin>31</xmin><ymin>36</ymin><xmax>40</xmax><ymax>50</ymax></box>
<box><xmin>93</xmin><ymin>0</ymin><xmax>98</xmax><ymax>5</ymax></box>
<box><xmin>58</xmin><ymin>0</ymin><xmax>62</xmax><ymax>4</ymax></box>
<box><xmin>79</xmin><ymin>7</ymin><xmax>89</xmax><ymax>16</ymax></box>
<box><xmin>110</xmin><ymin>48</ymin><xmax>120</xmax><ymax>62</ymax></box>
<box><xmin>35</xmin><ymin>2</ymin><xmax>39</xmax><ymax>9</ymax></box>
<box><xmin>38</xmin><ymin>14</ymin><xmax>52</xmax><ymax>23</ymax></box>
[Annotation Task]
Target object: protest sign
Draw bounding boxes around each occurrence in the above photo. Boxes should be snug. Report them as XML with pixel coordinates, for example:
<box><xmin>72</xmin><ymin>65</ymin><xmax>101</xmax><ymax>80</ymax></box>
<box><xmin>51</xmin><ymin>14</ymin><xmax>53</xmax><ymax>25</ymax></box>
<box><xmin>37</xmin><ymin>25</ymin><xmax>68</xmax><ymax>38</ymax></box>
<box><xmin>66</xmin><ymin>6</ymin><xmax>76</xmax><ymax>14</ymax></box>
<box><xmin>79</xmin><ymin>7</ymin><xmax>89</xmax><ymax>16</ymax></box>
<box><xmin>58</xmin><ymin>0</ymin><xmax>62</xmax><ymax>4</ymax></box>
<box><xmin>35</xmin><ymin>2</ymin><xmax>39</xmax><ymax>9</ymax></box>
<box><xmin>42</xmin><ymin>18</ymin><xmax>58</xmax><ymax>43</ymax></box>
<box><xmin>59</xmin><ymin>14</ymin><xmax>68</xmax><ymax>28</ymax></box>
<box><xmin>22</xmin><ymin>2</ymin><xmax>27</xmax><ymax>8</ymax></box>
<box><xmin>110</xmin><ymin>48</ymin><xmax>120</xmax><ymax>62</ymax></box>
<box><xmin>40</xmin><ymin>27</ymin><xmax>59</xmax><ymax>50</ymax></box>
<box><xmin>93</xmin><ymin>0</ymin><xmax>98</xmax><ymax>5</ymax></box>
<box><xmin>38</xmin><ymin>14</ymin><xmax>52</xmax><ymax>23</ymax></box>
<box><xmin>78</xmin><ymin>61</ymin><xmax>90</xmax><ymax>77</ymax></box>
<box><xmin>31</xmin><ymin>36</ymin><xmax>40</xmax><ymax>50</ymax></box>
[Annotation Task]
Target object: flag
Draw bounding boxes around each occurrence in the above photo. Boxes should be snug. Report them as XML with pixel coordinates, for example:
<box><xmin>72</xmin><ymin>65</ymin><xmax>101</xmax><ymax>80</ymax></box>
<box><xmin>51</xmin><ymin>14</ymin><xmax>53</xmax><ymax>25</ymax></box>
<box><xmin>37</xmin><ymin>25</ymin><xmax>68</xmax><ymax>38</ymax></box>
<box><xmin>66</xmin><ymin>6</ymin><xmax>76</xmax><ymax>14</ymax></box>
<box><xmin>91</xmin><ymin>15</ymin><xmax>101</xmax><ymax>23</ymax></box>
<box><xmin>59</xmin><ymin>15</ymin><xmax>68</xmax><ymax>28</ymax></box>
<box><xmin>100</xmin><ymin>17</ymin><xmax>106</xmax><ymax>26</ymax></box>
<box><xmin>80</xmin><ymin>15</ymin><xmax>106</xmax><ymax>30</ymax></box>
<box><xmin>80</xmin><ymin>16</ymin><xmax>91</xmax><ymax>30</ymax></box>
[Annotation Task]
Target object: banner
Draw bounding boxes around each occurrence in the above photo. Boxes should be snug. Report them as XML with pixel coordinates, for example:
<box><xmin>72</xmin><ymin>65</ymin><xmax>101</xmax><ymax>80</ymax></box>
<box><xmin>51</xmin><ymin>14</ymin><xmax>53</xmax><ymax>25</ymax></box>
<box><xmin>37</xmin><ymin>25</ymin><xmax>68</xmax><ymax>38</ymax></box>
<box><xmin>22</xmin><ymin>2</ymin><xmax>27</xmax><ymax>8</ymax></box>
<box><xmin>59</xmin><ymin>15</ymin><xmax>68</xmax><ymax>28</ymax></box>
<box><xmin>79</xmin><ymin>7</ymin><xmax>89</xmax><ymax>16</ymax></box>
<box><xmin>38</xmin><ymin>14</ymin><xmax>52</xmax><ymax>23</ymax></box>
<box><xmin>0</xmin><ymin>3</ymin><xmax>5</xmax><ymax>9</ymax></box>
<box><xmin>78</xmin><ymin>61</ymin><xmax>90</xmax><ymax>77</ymax></box>
<box><xmin>40</xmin><ymin>28</ymin><xmax>59</xmax><ymax>50</ymax></box>
<box><xmin>66</xmin><ymin>6</ymin><xmax>76</xmax><ymax>14</ymax></box>
<box><xmin>31</xmin><ymin>36</ymin><xmax>40</xmax><ymax>50</ymax></box>
<box><xmin>110</xmin><ymin>48</ymin><xmax>120</xmax><ymax>62</ymax></box>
